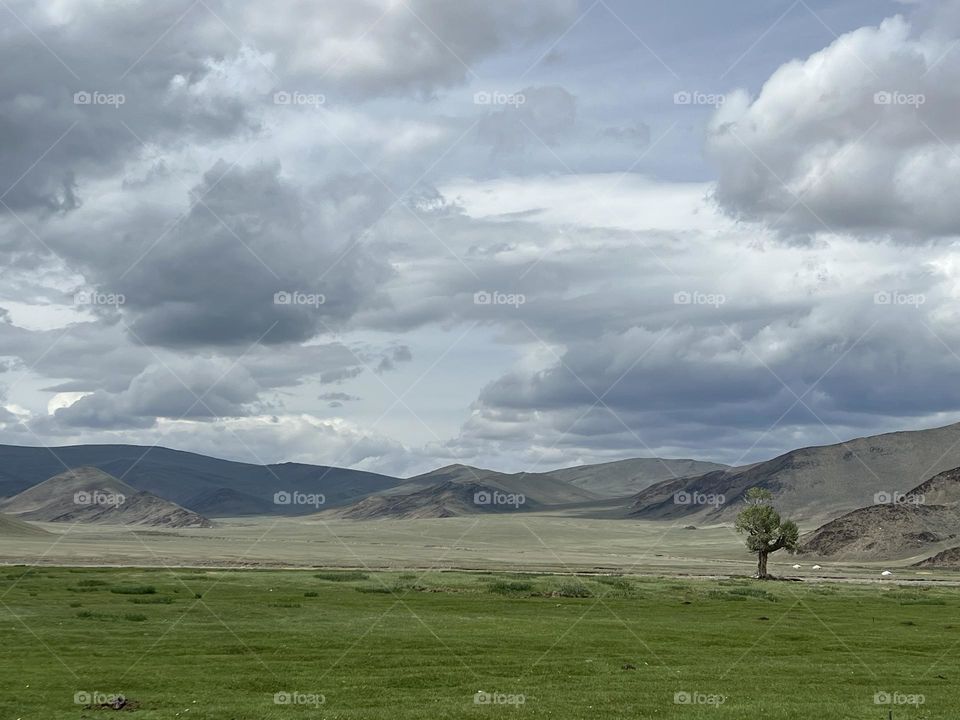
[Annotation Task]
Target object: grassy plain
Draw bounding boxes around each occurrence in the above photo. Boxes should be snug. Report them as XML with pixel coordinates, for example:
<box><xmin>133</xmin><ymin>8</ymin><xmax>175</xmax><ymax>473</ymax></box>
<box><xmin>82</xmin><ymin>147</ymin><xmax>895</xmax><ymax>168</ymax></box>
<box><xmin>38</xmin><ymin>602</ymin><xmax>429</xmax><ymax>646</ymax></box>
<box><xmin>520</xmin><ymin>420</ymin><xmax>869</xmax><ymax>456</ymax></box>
<box><xmin>1</xmin><ymin>566</ymin><xmax>959</xmax><ymax>719</ymax></box>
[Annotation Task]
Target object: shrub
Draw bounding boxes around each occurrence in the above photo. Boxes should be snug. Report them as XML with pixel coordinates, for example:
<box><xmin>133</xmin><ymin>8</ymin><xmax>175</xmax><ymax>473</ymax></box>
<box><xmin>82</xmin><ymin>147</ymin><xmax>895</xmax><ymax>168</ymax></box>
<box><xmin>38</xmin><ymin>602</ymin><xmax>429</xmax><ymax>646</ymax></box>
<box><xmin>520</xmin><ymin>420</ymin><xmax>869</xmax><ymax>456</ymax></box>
<box><xmin>110</xmin><ymin>585</ymin><xmax>156</xmax><ymax>595</ymax></box>
<box><xmin>314</xmin><ymin>571</ymin><xmax>369</xmax><ymax>582</ymax></box>
<box><xmin>123</xmin><ymin>613</ymin><xmax>148</xmax><ymax>622</ymax></box>
<box><xmin>304</xmin><ymin>591</ymin><xmax>319</xmax><ymax>598</ymax></box>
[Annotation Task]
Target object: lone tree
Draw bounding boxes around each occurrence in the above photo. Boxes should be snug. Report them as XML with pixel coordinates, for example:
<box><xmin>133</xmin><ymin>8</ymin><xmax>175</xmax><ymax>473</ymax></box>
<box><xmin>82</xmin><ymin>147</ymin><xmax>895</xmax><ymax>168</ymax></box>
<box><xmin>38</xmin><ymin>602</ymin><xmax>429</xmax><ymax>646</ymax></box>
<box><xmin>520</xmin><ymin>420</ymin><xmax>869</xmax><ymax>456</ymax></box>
<box><xmin>734</xmin><ymin>488</ymin><xmax>799</xmax><ymax>579</ymax></box>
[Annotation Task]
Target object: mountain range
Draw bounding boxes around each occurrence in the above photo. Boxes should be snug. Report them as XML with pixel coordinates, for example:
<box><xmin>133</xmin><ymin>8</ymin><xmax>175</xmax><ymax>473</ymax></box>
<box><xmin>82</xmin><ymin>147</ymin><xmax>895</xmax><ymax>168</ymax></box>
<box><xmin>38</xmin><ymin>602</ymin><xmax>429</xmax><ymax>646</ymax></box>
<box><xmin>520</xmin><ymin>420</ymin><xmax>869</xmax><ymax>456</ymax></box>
<box><xmin>4</xmin><ymin>421</ymin><xmax>960</xmax><ymax>562</ymax></box>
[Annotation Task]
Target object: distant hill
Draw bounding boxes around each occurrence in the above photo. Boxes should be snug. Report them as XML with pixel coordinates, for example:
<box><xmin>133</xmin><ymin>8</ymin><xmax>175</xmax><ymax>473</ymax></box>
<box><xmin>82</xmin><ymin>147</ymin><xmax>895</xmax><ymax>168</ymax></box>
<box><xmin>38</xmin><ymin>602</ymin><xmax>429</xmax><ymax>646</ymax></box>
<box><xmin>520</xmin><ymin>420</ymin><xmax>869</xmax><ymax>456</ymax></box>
<box><xmin>0</xmin><ymin>511</ymin><xmax>51</xmax><ymax>537</ymax></box>
<box><xmin>628</xmin><ymin>421</ymin><xmax>960</xmax><ymax>524</ymax></box>
<box><xmin>801</xmin><ymin>467</ymin><xmax>960</xmax><ymax>560</ymax></box>
<box><xmin>183</xmin><ymin>487</ymin><xmax>277</xmax><ymax>516</ymax></box>
<box><xmin>0</xmin><ymin>467</ymin><xmax>212</xmax><ymax>528</ymax></box>
<box><xmin>403</xmin><ymin>464</ymin><xmax>600</xmax><ymax>505</ymax></box>
<box><xmin>0</xmin><ymin>444</ymin><xmax>405</xmax><ymax>516</ymax></box>
<box><xmin>334</xmin><ymin>480</ymin><xmax>540</xmax><ymax>520</ymax></box>
<box><xmin>549</xmin><ymin>458</ymin><xmax>728</xmax><ymax>498</ymax></box>
<box><xmin>333</xmin><ymin>463</ymin><xmax>593</xmax><ymax>519</ymax></box>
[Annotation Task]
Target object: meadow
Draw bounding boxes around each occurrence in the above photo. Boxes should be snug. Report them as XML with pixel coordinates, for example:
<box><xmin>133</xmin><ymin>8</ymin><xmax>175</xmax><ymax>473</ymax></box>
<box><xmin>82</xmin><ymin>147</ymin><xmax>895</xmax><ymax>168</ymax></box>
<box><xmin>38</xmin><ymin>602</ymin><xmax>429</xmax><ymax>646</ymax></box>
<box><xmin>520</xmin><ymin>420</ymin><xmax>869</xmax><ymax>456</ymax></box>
<box><xmin>1</xmin><ymin>567</ymin><xmax>958</xmax><ymax>718</ymax></box>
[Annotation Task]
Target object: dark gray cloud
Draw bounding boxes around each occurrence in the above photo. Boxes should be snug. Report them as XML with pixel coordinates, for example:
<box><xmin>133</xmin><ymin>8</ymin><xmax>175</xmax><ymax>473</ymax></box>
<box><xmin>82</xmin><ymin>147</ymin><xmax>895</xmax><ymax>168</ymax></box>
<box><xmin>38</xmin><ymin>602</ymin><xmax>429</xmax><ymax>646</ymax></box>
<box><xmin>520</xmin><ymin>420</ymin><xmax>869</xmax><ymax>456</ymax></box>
<box><xmin>53</xmin><ymin>358</ymin><xmax>263</xmax><ymax>429</ymax></box>
<box><xmin>50</xmin><ymin>162</ymin><xmax>393</xmax><ymax>348</ymax></box>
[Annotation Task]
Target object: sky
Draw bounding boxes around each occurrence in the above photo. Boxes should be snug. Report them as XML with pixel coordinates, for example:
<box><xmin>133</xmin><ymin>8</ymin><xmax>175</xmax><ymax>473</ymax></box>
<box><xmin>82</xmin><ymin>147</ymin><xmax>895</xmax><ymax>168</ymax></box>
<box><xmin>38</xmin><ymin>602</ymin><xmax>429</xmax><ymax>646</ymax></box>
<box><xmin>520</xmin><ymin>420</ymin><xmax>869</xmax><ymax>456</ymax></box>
<box><xmin>2</xmin><ymin>0</ymin><xmax>960</xmax><ymax>477</ymax></box>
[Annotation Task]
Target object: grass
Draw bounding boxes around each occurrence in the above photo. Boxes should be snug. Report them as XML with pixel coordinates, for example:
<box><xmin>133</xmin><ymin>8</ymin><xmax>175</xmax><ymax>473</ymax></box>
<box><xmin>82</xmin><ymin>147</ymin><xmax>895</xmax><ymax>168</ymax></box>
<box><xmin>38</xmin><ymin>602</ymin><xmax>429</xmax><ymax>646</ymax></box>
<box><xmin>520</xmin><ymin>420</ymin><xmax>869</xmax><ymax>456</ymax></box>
<box><xmin>1</xmin><ymin>568</ymin><xmax>959</xmax><ymax>718</ymax></box>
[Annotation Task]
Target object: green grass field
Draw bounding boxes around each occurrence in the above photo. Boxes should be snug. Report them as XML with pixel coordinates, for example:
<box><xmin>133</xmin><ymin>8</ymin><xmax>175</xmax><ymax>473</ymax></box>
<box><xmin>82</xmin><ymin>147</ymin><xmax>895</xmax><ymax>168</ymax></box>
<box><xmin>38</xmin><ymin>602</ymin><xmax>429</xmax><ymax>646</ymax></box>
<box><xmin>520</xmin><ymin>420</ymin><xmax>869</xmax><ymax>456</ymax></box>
<box><xmin>1</xmin><ymin>567</ymin><xmax>957</xmax><ymax>718</ymax></box>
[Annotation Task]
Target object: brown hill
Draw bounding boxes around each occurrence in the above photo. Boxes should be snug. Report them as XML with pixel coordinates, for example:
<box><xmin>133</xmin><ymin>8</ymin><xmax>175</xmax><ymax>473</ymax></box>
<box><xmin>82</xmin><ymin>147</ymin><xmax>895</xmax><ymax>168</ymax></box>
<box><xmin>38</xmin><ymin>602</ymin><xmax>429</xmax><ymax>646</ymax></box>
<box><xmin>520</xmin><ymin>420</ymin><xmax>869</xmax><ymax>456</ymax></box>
<box><xmin>402</xmin><ymin>464</ymin><xmax>599</xmax><ymax>505</ymax></box>
<box><xmin>629</xmin><ymin>421</ymin><xmax>960</xmax><ymax>524</ymax></box>
<box><xmin>914</xmin><ymin>546</ymin><xmax>960</xmax><ymax>568</ymax></box>
<box><xmin>333</xmin><ymin>480</ymin><xmax>538</xmax><ymax>520</ymax></box>
<box><xmin>0</xmin><ymin>467</ymin><xmax>212</xmax><ymax>528</ymax></box>
<box><xmin>801</xmin><ymin>468</ymin><xmax>960</xmax><ymax>560</ymax></box>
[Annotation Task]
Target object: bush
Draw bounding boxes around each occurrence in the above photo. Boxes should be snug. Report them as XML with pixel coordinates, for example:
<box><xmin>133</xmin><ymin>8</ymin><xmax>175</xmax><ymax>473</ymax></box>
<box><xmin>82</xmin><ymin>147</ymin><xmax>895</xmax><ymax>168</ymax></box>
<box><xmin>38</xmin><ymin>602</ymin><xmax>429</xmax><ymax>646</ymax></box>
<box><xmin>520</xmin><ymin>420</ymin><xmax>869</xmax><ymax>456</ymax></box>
<box><xmin>128</xmin><ymin>596</ymin><xmax>175</xmax><ymax>604</ymax></box>
<box><xmin>304</xmin><ymin>591</ymin><xmax>319</xmax><ymax>597</ymax></box>
<box><xmin>110</xmin><ymin>585</ymin><xmax>156</xmax><ymax>595</ymax></box>
<box><xmin>123</xmin><ymin>613</ymin><xmax>148</xmax><ymax>622</ymax></box>
<box><xmin>314</xmin><ymin>571</ymin><xmax>369</xmax><ymax>582</ymax></box>
<box><xmin>76</xmin><ymin>579</ymin><xmax>108</xmax><ymax>587</ymax></box>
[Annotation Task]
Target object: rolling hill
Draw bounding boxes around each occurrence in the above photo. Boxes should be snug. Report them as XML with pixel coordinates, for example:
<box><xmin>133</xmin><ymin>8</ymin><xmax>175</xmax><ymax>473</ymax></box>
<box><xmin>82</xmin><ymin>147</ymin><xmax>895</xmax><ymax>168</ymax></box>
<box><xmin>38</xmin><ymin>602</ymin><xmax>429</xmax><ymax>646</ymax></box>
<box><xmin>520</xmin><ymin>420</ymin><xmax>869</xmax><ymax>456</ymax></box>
<box><xmin>0</xmin><ymin>444</ymin><xmax>405</xmax><ymax>516</ymax></box>
<box><xmin>334</xmin><ymin>480</ymin><xmax>540</xmax><ymax>520</ymax></box>
<box><xmin>548</xmin><ymin>458</ymin><xmax>728</xmax><ymax>498</ymax></box>
<box><xmin>401</xmin><ymin>464</ymin><xmax>600</xmax><ymax>505</ymax></box>
<box><xmin>0</xmin><ymin>467</ymin><xmax>212</xmax><ymax>528</ymax></box>
<box><xmin>333</xmin><ymin>464</ymin><xmax>593</xmax><ymax>519</ymax></box>
<box><xmin>628</xmin><ymin>421</ymin><xmax>960</xmax><ymax>524</ymax></box>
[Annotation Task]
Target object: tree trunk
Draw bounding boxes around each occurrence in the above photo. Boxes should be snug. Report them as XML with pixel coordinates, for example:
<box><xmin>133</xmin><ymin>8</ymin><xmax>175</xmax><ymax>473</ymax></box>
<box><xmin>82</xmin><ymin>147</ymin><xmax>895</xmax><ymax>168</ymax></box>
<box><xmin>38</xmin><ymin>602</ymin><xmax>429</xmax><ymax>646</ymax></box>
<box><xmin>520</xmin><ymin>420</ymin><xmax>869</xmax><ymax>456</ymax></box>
<box><xmin>757</xmin><ymin>551</ymin><xmax>769</xmax><ymax>579</ymax></box>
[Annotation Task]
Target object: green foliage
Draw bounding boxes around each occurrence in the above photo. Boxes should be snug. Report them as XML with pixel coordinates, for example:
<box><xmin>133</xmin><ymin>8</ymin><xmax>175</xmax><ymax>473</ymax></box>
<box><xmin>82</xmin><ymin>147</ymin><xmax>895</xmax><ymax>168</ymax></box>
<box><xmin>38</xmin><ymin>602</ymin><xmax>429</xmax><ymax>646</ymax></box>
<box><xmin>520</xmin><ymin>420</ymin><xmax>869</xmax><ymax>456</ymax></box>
<box><xmin>314</xmin><ymin>571</ymin><xmax>369</xmax><ymax>582</ymax></box>
<box><xmin>487</xmin><ymin>580</ymin><xmax>534</xmax><ymax>595</ymax></box>
<box><xmin>109</xmin><ymin>585</ymin><xmax>156</xmax><ymax>595</ymax></box>
<box><xmin>735</xmin><ymin>489</ymin><xmax>800</xmax><ymax>554</ymax></box>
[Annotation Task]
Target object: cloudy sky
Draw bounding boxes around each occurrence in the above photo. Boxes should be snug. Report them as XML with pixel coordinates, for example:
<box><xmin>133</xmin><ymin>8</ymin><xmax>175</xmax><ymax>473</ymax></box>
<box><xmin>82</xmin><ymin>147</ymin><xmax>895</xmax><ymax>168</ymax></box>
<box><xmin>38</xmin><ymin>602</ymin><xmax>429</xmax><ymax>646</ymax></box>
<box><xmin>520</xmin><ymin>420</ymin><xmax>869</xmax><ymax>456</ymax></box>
<box><xmin>2</xmin><ymin>0</ymin><xmax>959</xmax><ymax>476</ymax></box>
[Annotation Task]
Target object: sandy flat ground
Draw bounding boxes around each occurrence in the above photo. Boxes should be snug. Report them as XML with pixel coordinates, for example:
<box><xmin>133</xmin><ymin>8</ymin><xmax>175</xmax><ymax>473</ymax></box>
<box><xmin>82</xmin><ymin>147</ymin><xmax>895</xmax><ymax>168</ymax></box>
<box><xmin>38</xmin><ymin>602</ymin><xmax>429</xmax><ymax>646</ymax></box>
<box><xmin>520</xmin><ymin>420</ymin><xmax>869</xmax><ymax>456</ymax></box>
<box><xmin>2</xmin><ymin>512</ymin><xmax>958</xmax><ymax>583</ymax></box>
